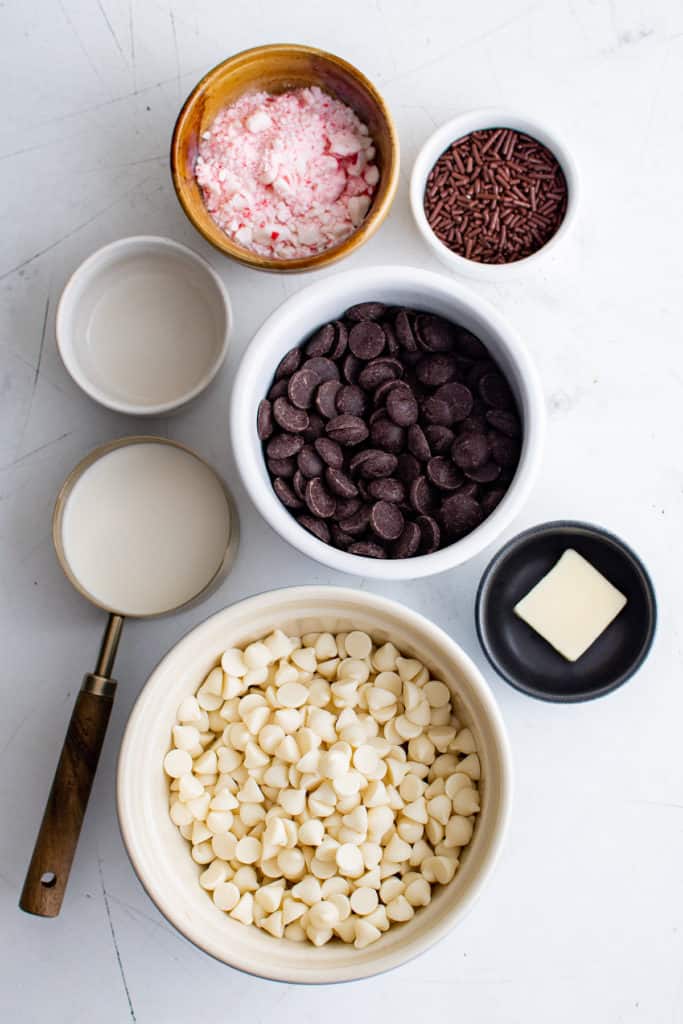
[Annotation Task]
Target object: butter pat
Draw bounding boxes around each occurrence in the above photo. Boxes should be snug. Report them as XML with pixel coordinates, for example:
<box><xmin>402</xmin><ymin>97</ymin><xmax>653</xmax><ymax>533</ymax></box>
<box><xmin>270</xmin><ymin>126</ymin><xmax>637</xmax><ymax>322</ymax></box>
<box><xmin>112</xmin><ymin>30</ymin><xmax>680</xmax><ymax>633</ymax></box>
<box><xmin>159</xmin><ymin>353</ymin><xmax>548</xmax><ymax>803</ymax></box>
<box><xmin>513</xmin><ymin>549</ymin><xmax>627</xmax><ymax>662</ymax></box>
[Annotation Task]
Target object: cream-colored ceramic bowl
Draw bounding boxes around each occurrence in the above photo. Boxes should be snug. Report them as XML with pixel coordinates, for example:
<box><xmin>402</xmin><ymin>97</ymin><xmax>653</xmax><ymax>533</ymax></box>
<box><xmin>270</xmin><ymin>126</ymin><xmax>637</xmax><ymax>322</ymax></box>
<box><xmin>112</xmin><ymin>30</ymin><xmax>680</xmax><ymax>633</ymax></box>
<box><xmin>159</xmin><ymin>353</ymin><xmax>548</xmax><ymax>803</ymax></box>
<box><xmin>117</xmin><ymin>586</ymin><xmax>512</xmax><ymax>983</ymax></box>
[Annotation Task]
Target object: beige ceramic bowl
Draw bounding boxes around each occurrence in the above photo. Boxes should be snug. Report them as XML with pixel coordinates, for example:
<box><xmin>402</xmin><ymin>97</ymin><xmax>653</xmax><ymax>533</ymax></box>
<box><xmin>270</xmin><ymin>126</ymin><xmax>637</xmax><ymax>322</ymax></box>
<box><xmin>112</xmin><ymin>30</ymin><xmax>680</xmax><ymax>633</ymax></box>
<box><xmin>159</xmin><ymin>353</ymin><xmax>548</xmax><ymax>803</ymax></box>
<box><xmin>117</xmin><ymin>586</ymin><xmax>512</xmax><ymax>983</ymax></box>
<box><xmin>171</xmin><ymin>44</ymin><xmax>400</xmax><ymax>273</ymax></box>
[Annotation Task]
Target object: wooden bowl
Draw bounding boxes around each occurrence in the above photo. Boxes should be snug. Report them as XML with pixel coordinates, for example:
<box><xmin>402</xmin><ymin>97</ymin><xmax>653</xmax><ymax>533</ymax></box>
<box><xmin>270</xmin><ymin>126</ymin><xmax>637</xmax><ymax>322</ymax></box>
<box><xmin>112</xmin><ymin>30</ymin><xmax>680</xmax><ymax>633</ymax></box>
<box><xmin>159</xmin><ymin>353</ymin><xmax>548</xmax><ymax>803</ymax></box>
<box><xmin>170</xmin><ymin>44</ymin><xmax>400</xmax><ymax>273</ymax></box>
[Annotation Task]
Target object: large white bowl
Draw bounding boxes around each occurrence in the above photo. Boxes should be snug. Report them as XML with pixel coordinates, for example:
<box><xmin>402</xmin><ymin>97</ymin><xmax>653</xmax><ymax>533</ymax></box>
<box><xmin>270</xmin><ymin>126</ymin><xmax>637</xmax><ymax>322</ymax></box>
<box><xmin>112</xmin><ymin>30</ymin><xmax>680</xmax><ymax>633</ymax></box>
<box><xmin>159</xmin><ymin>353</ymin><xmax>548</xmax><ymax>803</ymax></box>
<box><xmin>231</xmin><ymin>266</ymin><xmax>544</xmax><ymax>579</ymax></box>
<box><xmin>117</xmin><ymin>586</ymin><xmax>512</xmax><ymax>984</ymax></box>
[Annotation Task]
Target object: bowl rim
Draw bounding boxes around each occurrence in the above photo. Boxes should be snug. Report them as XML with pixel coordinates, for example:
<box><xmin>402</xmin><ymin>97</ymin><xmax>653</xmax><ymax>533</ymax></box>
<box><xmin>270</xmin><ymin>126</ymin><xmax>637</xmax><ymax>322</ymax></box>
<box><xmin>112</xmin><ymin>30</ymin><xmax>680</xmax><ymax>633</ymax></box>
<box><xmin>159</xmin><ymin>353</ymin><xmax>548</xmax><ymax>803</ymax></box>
<box><xmin>170</xmin><ymin>43</ymin><xmax>400</xmax><ymax>273</ymax></box>
<box><xmin>475</xmin><ymin>519</ymin><xmax>658</xmax><ymax>702</ymax></box>
<box><xmin>56</xmin><ymin>235</ymin><xmax>232</xmax><ymax>415</ymax></box>
<box><xmin>117</xmin><ymin>584</ymin><xmax>513</xmax><ymax>983</ymax></box>
<box><xmin>409</xmin><ymin>107</ymin><xmax>580</xmax><ymax>279</ymax></box>
<box><xmin>230</xmin><ymin>264</ymin><xmax>545</xmax><ymax>580</ymax></box>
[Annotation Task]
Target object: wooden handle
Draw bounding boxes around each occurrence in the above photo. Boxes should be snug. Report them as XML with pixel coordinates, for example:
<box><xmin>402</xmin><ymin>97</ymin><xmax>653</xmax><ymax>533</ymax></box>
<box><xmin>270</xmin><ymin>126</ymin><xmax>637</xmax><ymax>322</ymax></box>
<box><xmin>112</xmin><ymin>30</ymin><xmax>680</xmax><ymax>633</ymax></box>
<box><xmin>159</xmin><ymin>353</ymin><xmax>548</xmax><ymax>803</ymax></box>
<box><xmin>20</xmin><ymin>680</ymin><xmax>116</xmax><ymax>917</ymax></box>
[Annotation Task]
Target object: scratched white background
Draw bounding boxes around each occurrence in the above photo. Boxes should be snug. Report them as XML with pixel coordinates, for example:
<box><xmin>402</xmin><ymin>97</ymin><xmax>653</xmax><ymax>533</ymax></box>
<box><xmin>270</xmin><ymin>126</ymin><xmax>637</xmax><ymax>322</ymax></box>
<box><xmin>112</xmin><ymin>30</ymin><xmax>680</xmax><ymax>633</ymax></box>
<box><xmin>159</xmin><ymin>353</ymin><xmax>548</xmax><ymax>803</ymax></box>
<box><xmin>2</xmin><ymin>0</ymin><xmax>682</xmax><ymax>1020</ymax></box>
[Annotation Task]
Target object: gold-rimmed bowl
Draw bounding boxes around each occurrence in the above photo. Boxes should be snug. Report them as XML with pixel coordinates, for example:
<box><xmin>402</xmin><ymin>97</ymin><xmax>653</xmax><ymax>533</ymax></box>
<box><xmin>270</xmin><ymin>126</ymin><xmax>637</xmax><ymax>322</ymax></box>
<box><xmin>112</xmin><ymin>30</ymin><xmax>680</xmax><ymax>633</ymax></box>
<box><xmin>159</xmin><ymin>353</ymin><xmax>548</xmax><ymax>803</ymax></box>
<box><xmin>171</xmin><ymin>44</ymin><xmax>400</xmax><ymax>273</ymax></box>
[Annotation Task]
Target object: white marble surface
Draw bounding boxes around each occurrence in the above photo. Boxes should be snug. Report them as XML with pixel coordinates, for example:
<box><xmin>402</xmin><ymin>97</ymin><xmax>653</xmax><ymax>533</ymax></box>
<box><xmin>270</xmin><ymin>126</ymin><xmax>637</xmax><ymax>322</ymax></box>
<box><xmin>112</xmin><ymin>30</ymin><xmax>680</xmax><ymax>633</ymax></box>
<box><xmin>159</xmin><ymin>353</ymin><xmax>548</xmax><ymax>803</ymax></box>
<box><xmin>2</xmin><ymin>1</ymin><xmax>682</xmax><ymax>1020</ymax></box>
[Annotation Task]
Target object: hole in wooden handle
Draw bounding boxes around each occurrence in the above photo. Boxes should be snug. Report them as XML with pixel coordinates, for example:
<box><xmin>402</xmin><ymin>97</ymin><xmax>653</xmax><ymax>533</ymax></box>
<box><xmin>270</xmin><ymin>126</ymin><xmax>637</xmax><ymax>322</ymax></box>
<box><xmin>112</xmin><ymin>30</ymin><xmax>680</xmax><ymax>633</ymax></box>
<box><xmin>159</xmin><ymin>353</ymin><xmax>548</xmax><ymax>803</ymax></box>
<box><xmin>40</xmin><ymin>872</ymin><xmax>57</xmax><ymax>888</ymax></box>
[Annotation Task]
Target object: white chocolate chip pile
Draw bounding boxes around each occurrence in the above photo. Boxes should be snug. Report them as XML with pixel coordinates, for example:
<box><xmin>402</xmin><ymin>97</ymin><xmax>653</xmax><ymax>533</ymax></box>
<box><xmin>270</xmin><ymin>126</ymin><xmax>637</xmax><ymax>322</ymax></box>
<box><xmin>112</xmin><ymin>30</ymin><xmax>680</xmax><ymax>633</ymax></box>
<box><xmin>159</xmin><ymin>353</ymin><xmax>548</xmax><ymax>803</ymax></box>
<box><xmin>165</xmin><ymin>628</ymin><xmax>481</xmax><ymax>949</ymax></box>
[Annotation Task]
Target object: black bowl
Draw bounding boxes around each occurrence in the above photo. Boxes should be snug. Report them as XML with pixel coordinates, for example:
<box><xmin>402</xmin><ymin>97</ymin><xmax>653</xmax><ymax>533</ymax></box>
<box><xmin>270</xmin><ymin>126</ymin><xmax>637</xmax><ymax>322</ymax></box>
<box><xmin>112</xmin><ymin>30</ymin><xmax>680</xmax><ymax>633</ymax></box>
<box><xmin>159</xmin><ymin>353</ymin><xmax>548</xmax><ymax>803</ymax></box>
<box><xmin>475</xmin><ymin>521</ymin><xmax>656</xmax><ymax>702</ymax></box>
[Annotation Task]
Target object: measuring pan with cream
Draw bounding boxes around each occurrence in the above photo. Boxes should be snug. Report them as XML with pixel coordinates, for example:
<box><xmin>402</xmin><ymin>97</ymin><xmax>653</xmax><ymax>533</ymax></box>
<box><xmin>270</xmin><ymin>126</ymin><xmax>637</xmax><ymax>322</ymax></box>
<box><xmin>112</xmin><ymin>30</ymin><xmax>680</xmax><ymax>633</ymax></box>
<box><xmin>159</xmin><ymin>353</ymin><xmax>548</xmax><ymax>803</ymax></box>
<box><xmin>20</xmin><ymin>436</ymin><xmax>238</xmax><ymax>918</ymax></box>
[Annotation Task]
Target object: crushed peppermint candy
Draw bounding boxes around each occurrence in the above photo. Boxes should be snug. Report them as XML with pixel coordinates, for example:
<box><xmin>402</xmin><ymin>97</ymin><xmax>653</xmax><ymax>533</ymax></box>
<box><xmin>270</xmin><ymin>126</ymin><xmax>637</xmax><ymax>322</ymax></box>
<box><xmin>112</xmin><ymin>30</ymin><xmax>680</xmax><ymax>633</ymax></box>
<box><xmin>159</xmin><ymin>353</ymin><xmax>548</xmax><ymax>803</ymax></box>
<box><xmin>195</xmin><ymin>87</ymin><xmax>379</xmax><ymax>260</ymax></box>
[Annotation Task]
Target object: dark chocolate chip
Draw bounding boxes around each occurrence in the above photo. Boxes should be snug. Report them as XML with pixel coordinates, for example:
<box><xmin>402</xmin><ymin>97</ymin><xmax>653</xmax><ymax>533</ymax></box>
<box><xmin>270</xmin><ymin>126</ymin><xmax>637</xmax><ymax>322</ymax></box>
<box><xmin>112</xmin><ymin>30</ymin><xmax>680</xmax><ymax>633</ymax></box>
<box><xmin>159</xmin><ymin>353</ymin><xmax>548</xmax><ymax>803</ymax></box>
<box><xmin>465</xmin><ymin>461</ymin><xmax>502</xmax><ymax>483</ymax></box>
<box><xmin>458</xmin><ymin>481</ymin><xmax>480</xmax><ymax>499</ymax></box>
<box><xmin>451</xmin><ymin>432</ymin><xmax>489</xmax><ymax>470</ymax></box>
<box><xmin>415</xmin><ymin>314</ymin><xmax>456</xmax><ymax>352</ymax></box>
<box><xmin>417</xmin><ymin>514</ymin><xmax>441</xmax><ymax>554</ymax></box>
<box><xmin>486</xmin><ymin>409</ymin><xmax>521</xmax><ymax>437</ymax></box>
<box><xmin>348</xmin><ymin>321</ymin><xmax>386</xmax><ymax>360</ymax></box>
<box><xmin>331</xmin><ymin>525</ymin><xmax>354</xmax><ymax>549</ymax></box>
<box><xmin>273</xmin><ymin>397</ymin><xmax>310</xmax><ymax>433</ymax></box>
<box><xmin>348</xmin><ymin>541</ymin><xmax>387</xmax><ymax>559</ymax></box>
<box><xmin>303</xmin><ymin>357</ymin><xmax>340</xmax><ymax>383</ymax></box>
<box><xmin>345</xmin><ymin>301</ymin><xmax>387</xmax><ymax>321</ymax></box>
<box><xmin>337</xmin><ymin>506</ymin><xmax>372</xmax><ymax>536</ymax></box>
<box><xmin>479</xmin><ymin>372</ymin><xmax>514</xmax><ymax>409</ymax></box>
<box><xmin>302</xmin><ymin>413</ymin><xmax>325</xmax><ymax>441</ymax></box>
<box><xmin>392</xmin><ymin>521</ymin><xmax>421</xmax><ymax>558</ymax></box>
<box><xmin>367</xmin><ymin>477</ymin><xmax>405</xmax><ymax>503</ymax></box>
<box><xmin>305</xmin><ymin>323</ymin><xmax>335</xmax><ymax>357</ymax></box>
<box><xmin>481</xmin><ymin>488</ymin><xmax>506</xmax><ymax>515</ymax></box>
<box><xmin>383</xmin><ymin>320</ymin><xmax>400</xmax><ymax>356</ymax></box>
<box><xmin>334</xmin><ymin>496</ymin><xmax>362</xmax><ymax>520</ymax></box>
<box><xmin>466</xmin><ymin>360</ymin><xmax>496</xmax><ymax>391</ymax></box>
<box><xmin>297</xmin><ymin>445</ymin><xmax>325</xmax><ymax>478</ymax></box>
<box><xmin>369</xmin><ymin>416</ymin><xmax>405</xmax><ymax>454</ymax></box>
<box><xmin>325</xmin><ymin>414</ymin><xmax>369</xmax><ymax>446</ymax></box>
<box><xmin>454</xmin><ymin>328</ymin><xmax>488</xmax><ymax>359</ymax></box>
<box><xmin>275</xmin><ymin>347</ymin><xmax>302</xmax><ymax>380</ymax></box>
<box><xmin>357</xmin><ymin>451</ymin><xmax>398</xmax><ymax>480</ymax></box>
<box><xmin>288</xmin><ymin>368</ymin><xmax>320</xmax><ymax>409</ymax></box>
<box><xmin>325</xmin><ymin>467</ymin><xmax>359</xmax><ymax>498</ymax></box>
<box><xmin>426</xmin><ymin>456</ymin><xmax>463</xmax><ymax>491</ymax></box>
<box><xmin>409</xmin><ymin>476</ymin><xmax>436</xmax><ymax>514</ymax></box>
<box><xmin>293</xmin><ymin>469</ymin><xmax>307</xmax><ymax>500</ymax></box>
<box><xmin>257</xmin><ymin>399</ymin><xmax>273</xmax><ymax>440</ymax></box>
<box><xmin>266</xmin><ymin>433</ymin><xmax>304</xmax><ymax>459</ymax></box>
<box><xmin>395</xmin><ymin>310</ymin><xmax>418</xmax><ymax>352</ymax></box>
<box><xmin>423</xmin><ymin>396</ymin><xmax>454</xmax><ymax>426</ymax></box>
<box><xmin>489</xmin><ymin>433</ymin><xmax>520</xmax><ymax>467</ymax></box>
<box><xmin>297</xmin><ymin>515</ymin><xmax>331</xmax><ymax>544</ymax></box>
<box><xmin>433</xmin><ymin>382</ymin><xmax>474</xmax><ymax>422</ymax></box>
<box><xmin>268</xmin><ymin>378</ymin><xmax>289</xmax><ymax>400</ymax></box>
<box><xmin>407</xmin><ymin>423</ymin><xmax>431</xmax><ymax>462</ymax></box>
<box><xmin>273</xmin><ymin>477</ymin><xmax>303</xmax><ymax>509</ymax></box>
<box><xmin>424</xmin><ymin>425</ymin><xmax>455</xmax><ymax>453</ymax></box>
<box><xmin>397</xmin><ymin>452</ymin><xmax>421</xmax><ymax>482</ymax></box>
<box><xmin>458</xmin><ymin>414</ymin><xmax>487</xmax><ymax>435</ymax></box>
<box><xmin>268</xmin><ymin>457</ymin><xmax>295</xmax><ymax>478</ymax></box>
<box><xmin>357</xmin><ymin>479</ymin><xmax>372</xmax><ymax>502</ymax></box>
<box><xmin>314</xmin><ymin>437</ymin><xmax>344</xmax><ymax>468</ymax></box>
<box><xmin>329</xmin><ymin>320</ymin><xmax>348</xmax><ymax>360</ymax></box>
<box><xmin>336</xmin><ymin>384</ymin><xmax>367</xmax><ymax>417</ymax></box>
<box><xmin>315</xmin><ymin>380</ymin><xmax>342</xmax><ymax>420</ymax></box>
<box><xmin>374</xmin><ymin>378</ymin><xmax>405</xmax><ymax>406</ymax></box>
<box><xmin>401</xmin><ymin>349</ymin><xmax>423</xmax><ymax>367</ymax></box>
<box><xmin>386</xmin><ymin>385</ymin><xmax>419</xmax><ymax>427</ymax></box>
<box><xmin>349</xmin><ymin>449</ymin><xmax>376</xmax><ymax>475</ymax></box>
<box><xmin>370</xmin><ymin>500</ymin><xmax>404</xmax><ymax>541</ymax></box>
<box><xmin>342</xmin><ymin>353</ymin><xmax>362</xmax><ymax>384</ymax></box>
<box><xmin>305</xmin><ymin>477</ymin><xmax>336</xmax><ymax>519</ymax></box>
<box><xmin>415</xmin><ymin>354</ymin><xmax>458</xmax><ymax>386</ymax></box>
<box><xmin>358</xmin><ymin>358</ymin><xmax>403</xmax><ymax>391</ymax></box>
<box><xmin>440</xmin><ymin>493</ymin><xmax>483</xmax><ymax>536</ymax></box>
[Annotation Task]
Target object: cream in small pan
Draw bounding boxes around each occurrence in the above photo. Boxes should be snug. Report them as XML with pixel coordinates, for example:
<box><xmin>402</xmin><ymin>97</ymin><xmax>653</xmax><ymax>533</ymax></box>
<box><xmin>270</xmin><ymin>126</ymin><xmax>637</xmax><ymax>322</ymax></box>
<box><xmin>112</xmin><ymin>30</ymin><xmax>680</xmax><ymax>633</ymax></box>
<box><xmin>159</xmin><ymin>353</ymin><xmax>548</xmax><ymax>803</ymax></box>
<box><xmin>61</xmin><ymin>441</ymin><xmax>231</xmax><ymax>616</ymax></box>
<box><xmin>21</xmin><ymin>437</ymin><xmax>235</xmax><ymax>920</ymax></box>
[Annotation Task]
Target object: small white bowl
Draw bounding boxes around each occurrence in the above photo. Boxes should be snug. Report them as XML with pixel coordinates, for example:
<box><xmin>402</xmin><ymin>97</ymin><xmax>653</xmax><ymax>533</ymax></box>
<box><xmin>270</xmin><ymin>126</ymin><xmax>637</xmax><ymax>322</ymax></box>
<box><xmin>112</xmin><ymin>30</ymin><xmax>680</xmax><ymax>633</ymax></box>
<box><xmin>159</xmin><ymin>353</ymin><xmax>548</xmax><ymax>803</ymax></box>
<box><xmin>57</xmin><ymin>236</ymin><xmax>231</xmax><ymax>415</ymax></box>
<box><xmin>231</xmin><ymin>265</ymin><xmax>545</xmax><ymax>580</ymax></box>
<box><xmin>410</xmin><ymin>108</ymin><xmax>579</xmax><ymax>280</ymax></box>
<box><xmin>117</xmin><ymin>585</ymin><xmax>512</xmax><ymax>983</ymax></box>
